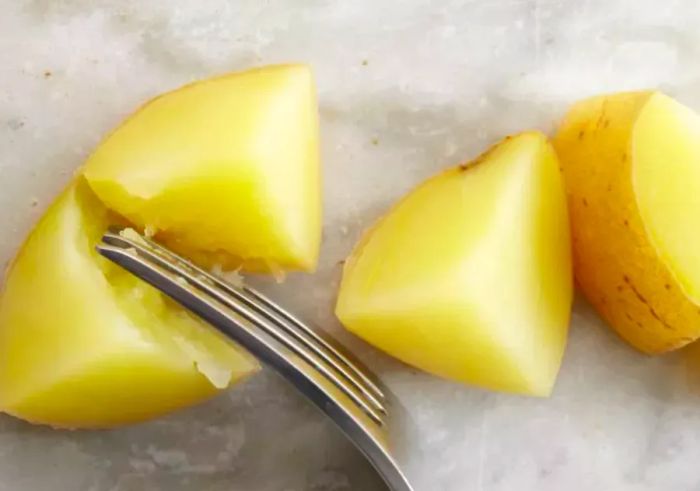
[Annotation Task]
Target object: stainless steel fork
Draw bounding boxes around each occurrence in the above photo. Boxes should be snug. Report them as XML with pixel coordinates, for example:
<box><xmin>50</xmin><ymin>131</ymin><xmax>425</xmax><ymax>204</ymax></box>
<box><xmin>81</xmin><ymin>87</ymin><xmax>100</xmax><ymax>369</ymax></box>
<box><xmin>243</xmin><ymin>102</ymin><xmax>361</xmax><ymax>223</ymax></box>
<box><xmin>96</xmin><ymin>227</ymin><xmax>414</xmax><ymax>491</ymax></box>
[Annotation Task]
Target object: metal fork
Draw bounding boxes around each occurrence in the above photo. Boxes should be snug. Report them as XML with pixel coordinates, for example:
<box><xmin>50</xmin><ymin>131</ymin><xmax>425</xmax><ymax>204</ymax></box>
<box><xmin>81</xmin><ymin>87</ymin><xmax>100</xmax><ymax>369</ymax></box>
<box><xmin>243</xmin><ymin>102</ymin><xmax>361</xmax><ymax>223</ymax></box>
<box><xmin>96</xmin><ymin>227</ymin><xmax>414</xmax><ymax>491</ymax></box>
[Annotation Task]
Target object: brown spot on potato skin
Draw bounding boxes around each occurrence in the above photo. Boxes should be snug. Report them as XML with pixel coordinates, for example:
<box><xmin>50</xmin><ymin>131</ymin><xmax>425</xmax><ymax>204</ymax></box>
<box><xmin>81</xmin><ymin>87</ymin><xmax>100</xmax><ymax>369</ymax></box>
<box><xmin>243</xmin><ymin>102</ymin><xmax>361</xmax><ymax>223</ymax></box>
<box><xmin>582</xmin><ymin>198</ymin><xmax>588</xmax><ymax>207</ymax></box>
<box><xmin>649</xmin><ymin>307</ymin><xmax>667</xmax><ymax>324</ymax></box>
<box><xmin>460</xmin><ymin>142</ymin><xmax>504</xmax><ymax>172</ymax></box>
<box><xmin>592</xmin><ymin>100</ymin><xmax>612</xmax><ymax>130</ymax></box>
<box><xmin>664</xmin><ymin>284</ymin><xmax>671</xmax><ymax>290</ymax></box>
<box><xmin>578</xmin><ymin>130</ymin><xmax>585</xmax><ymax>140</ymax></box>
<box><xmin>624</xmin><ymin>275</ymin><xmax>676</xmax><ymax>331</ymax></box>
<box><xmin>628</xmin><ymin>282</ymin><xmax>648</xmax><ymax>305</ymax></box>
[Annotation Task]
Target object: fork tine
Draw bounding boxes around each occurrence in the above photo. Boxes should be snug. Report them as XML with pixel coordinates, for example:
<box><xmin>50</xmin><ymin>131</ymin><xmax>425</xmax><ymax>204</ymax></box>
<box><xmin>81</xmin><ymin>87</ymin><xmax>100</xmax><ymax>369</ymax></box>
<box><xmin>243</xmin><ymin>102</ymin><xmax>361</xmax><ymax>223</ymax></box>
<box><xmin>103</xmin><ymin>229</ymin><xmax>384</xmax><ymax>408</ymax></box>
<box><xmin>99</xmin><ymin>232</ymin><xmax>385</xmax><ymax>423</ymax></box>
<box><xmin>97</xmin><ymin>231</ymin><xmax>415</xmax><ymax>491</ymax></box>
<box><xmin>243</xmin><ymin>287</ymin><xmax>385</xmax><ymax>401</ymax></box>
<box><xmin>218</xmin><ymin>286</ymin><xmax>387</xmax><ymax>414</ymax></box>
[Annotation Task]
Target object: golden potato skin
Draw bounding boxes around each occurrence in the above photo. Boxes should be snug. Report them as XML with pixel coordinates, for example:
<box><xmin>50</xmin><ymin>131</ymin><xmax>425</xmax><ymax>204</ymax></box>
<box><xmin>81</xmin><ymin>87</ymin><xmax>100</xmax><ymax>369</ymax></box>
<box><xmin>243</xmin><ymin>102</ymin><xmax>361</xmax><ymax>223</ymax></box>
<box><xmin>554</xmin><ymin>91</ymin><xmax>700</xmax><ymax>353</ymax></box>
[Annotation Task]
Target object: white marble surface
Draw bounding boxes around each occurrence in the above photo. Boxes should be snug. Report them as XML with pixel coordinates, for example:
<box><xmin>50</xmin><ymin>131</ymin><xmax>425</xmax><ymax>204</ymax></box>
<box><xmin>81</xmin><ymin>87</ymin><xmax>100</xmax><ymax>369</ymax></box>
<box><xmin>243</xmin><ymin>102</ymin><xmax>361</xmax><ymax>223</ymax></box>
<box><xmin>2</xmin><ymin>1</ymin><xmax>700</xmax><ymax>490</ymax></box>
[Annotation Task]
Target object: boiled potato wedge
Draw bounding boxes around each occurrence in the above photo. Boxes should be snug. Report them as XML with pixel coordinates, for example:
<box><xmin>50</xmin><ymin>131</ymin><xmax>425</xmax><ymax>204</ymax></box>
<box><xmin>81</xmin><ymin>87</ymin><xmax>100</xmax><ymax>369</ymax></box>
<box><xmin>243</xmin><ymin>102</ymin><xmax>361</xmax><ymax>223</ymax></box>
<box><xmin>0</xmin><ymin>64</ymin><xmax>325</xmax><ymax>427</ymax></box>
<box><xmin>83</xmin><ymin>64</ymin><xmax>321</xmax><ymax>273</ymax></box>
<box><xmin>336</xmin><ymin>132</ymin><xmax>572</xmax><ymax>396</ymax></box>
<box><xmin>554</xmin><ymin>91</ymin><xmax>700</xmax><ymax>353</ymax></box>
<box><xmin>0</xmin><ymin>181</ymin><xmax>259</xmax><ymax>428</ymax></box>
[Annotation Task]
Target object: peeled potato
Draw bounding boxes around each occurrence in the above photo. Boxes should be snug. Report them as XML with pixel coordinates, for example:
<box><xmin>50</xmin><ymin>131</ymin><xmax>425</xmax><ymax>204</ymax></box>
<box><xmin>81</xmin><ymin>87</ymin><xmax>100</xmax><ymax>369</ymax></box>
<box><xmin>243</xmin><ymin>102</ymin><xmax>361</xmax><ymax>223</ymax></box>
<box><xmin>0</xmin><ymin>64</ymin><xmax>325</xmax><ymax>427</ymax></box>
<box><xmin>0</xmin><ymin>181</ymin><xmax>259</xmax><ymax>428</ymax></box>
<box><xmin>83</xmin><ymin>64</ymin><xmax>321</xmax><ymax>273</ymax></box>
<box><xmin>336</xmin><ymin>132</ymin><xmax>572</xmax><ymax>396</ymax></box>
<box><xmin>554</xmin><ymin>91</ymin><xmax>700</xmax><ymax>353</ymax></box>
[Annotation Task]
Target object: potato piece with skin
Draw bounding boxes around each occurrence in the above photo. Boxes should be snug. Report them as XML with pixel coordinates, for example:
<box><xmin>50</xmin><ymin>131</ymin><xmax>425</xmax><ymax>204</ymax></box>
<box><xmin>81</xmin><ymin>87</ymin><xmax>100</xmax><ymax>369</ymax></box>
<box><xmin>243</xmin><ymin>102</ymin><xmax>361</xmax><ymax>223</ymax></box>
<box><xmin>336</xmin><ymin>132</ymin><xmax>572</xmax><ymax>396</ymax></box>
<box><xmin>0</xmin><ymin>180</ymin><xmax>259</xmax><ymax>428</ymax></box>
<box><xmin>553</xmin><ymin>91</ymin><xmax>700</xmax><ymax>353</ymax></box>
<box><xmin>83</xmin><ymin>64</ymin><xmax>321</xmax><ymax>273</ymax></box>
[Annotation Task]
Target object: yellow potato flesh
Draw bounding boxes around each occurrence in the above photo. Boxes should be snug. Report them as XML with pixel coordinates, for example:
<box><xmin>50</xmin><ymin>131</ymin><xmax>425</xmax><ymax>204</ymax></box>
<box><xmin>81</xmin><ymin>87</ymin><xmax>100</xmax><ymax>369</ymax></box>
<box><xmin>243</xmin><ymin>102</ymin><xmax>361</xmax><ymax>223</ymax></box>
<box><xmin>336</xmin><ymin>132</ymin><xmax>572</xmax><ymax>396</ymax></box>
<box><xmin>554</xmin><ymin>91</ymin><xmax>700</xmax><ymax>353</ymax></box>
<box><xmin>83</xmin><ymin>64</ymin><xmax>321</xmax><ymax>272</ymax></box>
<box><xmin>0</xmin><ymin>181</ymin><xmax>259</xmax><ymax>428</ymax></box>
<box><xmin>634</xmin><ymin>95</ymin><xmax>700</xmax><ymax>302</ymax></box>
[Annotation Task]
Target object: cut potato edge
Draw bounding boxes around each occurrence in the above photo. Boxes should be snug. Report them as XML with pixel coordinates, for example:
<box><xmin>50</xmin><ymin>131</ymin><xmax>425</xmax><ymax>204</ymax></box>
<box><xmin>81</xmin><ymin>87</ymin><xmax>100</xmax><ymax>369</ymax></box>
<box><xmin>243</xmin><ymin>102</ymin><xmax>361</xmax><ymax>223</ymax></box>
<box><xmin>632</xmin><ymin>92</ymin><xmax>700</xmax><ymax>305</ymax></box>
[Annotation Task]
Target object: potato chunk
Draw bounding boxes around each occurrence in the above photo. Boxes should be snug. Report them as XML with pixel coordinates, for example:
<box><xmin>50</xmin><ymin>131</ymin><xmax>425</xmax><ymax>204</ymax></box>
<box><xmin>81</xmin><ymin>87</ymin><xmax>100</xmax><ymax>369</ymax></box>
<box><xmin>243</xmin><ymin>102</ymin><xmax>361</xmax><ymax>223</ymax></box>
<box><xmin>554</xmin><ymin>91</ymin><xmax>700</xmax><ymax>353</ymax></box>
<box><xmin>336</xmin><ymin>132</ymin><xmax>572</xmax><ymax>396</ymax></box>
<box><xmin>83</xmin><ymin>64</ymin><xmax>321</xmax><ymax>272</ymax></box>
<box><xmin>0</xmin><ymin>64</ymin><xmax>326</xmax><ymax>427</ymax></box>
<box><xmin>0</xmin><ymin>181</ymin><xmax>259</xmax><ymax>428</ymax></box>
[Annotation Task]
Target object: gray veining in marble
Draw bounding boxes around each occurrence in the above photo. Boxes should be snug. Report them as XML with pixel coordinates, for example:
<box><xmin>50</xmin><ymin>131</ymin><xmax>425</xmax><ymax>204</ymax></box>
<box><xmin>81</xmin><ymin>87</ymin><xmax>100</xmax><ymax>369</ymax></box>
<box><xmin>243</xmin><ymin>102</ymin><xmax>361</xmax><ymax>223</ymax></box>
<box><xmin>2</xmin><ymin>1</ymin><xmax>700</xmax><ymax>490</ymax></box>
